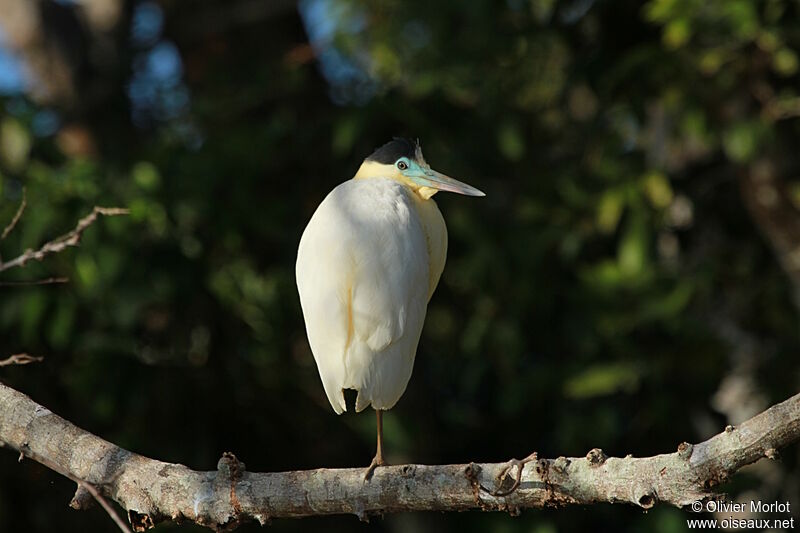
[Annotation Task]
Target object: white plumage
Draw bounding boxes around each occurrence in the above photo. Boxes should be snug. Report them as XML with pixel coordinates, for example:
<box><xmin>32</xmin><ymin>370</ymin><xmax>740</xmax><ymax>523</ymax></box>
<box><xmin>295</xmin><ymin>138</ymin><xmax>483</xmax><ymax>474</ymax></box>
<box><xmin>296</xmin><ymin>177</ymin><xmax>445</xmax><ymax>413</ymax></box>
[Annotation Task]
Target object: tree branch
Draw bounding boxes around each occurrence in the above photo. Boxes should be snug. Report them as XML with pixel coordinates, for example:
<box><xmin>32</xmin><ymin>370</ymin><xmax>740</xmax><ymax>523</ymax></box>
<box><xmin>0</xmin><ymin>353</ymin><xmax>43</xmax><ymax>367</ymax></box>
<box><xmin>1</xmin><ymin>187</ymin><xmax>26</xmax><ymax>241</ymax></box>
<box><xmin>1</xmin><ymin>381</ymin><xmax>798</xmax><ymax>530</ymax></box>
<box><xmin>0</xmin><ymin>277</ymin><xmax>69</xmax><ymax>287</ymax></box>
<box><xmin>76</xmin><ymin>480</ymin><xmax>133</xmax><ymax>533</ymax></box>
<box><xmin>0</xmin><ymin>206</ymin><xmax>129</xmax><ymax>274</ymax></box>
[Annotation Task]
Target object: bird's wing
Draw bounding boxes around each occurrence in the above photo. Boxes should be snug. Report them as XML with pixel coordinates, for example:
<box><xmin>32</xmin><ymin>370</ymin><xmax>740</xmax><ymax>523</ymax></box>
<box><xmin>296</xmin><ymin>191</ymin><xmax>352</xmax><ymax>414</ymax></box>
<box><xmin>296</xmin><ymin>179</ymin><xmax>429</xmax><ymax>413</ymax></box>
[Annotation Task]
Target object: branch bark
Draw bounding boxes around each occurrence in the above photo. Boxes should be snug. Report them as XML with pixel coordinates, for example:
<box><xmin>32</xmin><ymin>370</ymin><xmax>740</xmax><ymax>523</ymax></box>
<box><xmin>0</xmin><ymin>187</ymin><xmax>26</xmax><ymax>241</ymax></box>
<box><xmin>1</xmin><ymin>381</ymin><xmax>798</xmax><ymax>530</ymax></box>
<box><xmin>0</xmin><ymin>353</ymin><xmax>43</xmax><ymax>367</ymax></box>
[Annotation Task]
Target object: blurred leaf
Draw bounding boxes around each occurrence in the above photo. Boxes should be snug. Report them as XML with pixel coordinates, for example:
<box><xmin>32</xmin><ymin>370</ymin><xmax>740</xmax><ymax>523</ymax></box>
<box><xmin>530</xmin><ymin>0</ymin><xmax>556</xmax><ymax>23</ymax></box>
<box><xmin>579</xmin><ymin>259</ymin><xmax>624</xmax><ymax>289</ymax></box>
<box><xmin>618</xmin><ymin>213</ymin><xmax>648</xmax><ymax>278</ymax></box>
<box><xmin>132</xmin><ymin>161</ymin><xmax>161</xmax><ymax>191</ymax></box>
<box><xmin>756</xmin><ymin>31</ymin><xmax>779</xmax><ymax>53</ymax></box>
<box><xmin>564</xmin><ymin>362</ymin><xmax>640</xmax><ymax>399</ymax></box>
<box><xmin>0</xmin><ymin>118</ymin><xmax>31</xmax><ymax>172</ymax></box>
<box><xmin>497</xmin><ymin>122</ymin><xmax>525</xmax><ymax>161</ymax></box>
<box><xmin>773</xmin><ymin>48</ymin><xmax>799</xmax><ymax>76</ymax></box>
<box><xmin>597</xmin><ymin>190</ymin><xmax>624</xmax><ymax>234</ymax></box>
<box><xmin>49</xmin><ymin>298</ymin><xmax>76</xmax><ymax>349</ymax></box>
<box><xmin>698</xmin><ymin>49</ymin><xmax>725</xmax><ymax>75</ymax></box>
<box><xmin>641</xmin><ymin>171</ymin><xmax>673</xmax><ymax>209</ymax></box>
<box><xmin>332</xmin><ymin>115</ymin><xmax>361</xmax><ymax>156</ymax></box>
<box><xmin>663</xmin><ymin>18</ymin><xmax>691</xmax><ymax>49</ymax></box>
<box><xmin>724</xmin><ymin>0</ymin><xmax>758</xmax><ymax>39</ymax></box>
<box><xmin>20</xmin><ymin>290</ymin><xmax>47</xmax><ymax>343</ymax></box>
<box><xmin>640</xmin><ymin>281</ymin><xmax>694</xmax><ymax>321</ymax></box>
<box><xmin>722</xmin><ymin>121</ymin><xmax>762</xmax><ymax>163</ymax></box>
<box><xmin>643</xmin><ymin>0</ymin><xmax>680</xmax><ymax>22</ymax></box>
<box><xmin>128</xmin><ymin>199</ymin><xmax>168</xmax><ymax>236</ymax></box>
<box><xmin>788</xmin><ymin>181</ymin><xmax>800</xmax><ymax>210</ymax></box>
<box><xmin>76</xmin><ymin>254</ymin><xmax>100</xmax><ymax>292</ymax></box>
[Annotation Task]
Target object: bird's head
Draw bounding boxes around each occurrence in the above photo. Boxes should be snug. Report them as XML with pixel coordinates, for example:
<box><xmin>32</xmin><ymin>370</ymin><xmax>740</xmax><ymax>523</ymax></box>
<box><xmin>354</xmin><ymin>138</ymin><xmax>485</xmax><ymax>200</ymax></box>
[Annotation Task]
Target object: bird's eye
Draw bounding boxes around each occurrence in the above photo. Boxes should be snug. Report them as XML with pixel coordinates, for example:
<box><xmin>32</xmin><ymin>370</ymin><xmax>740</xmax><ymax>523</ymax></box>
<box><xmin>396</xmin><ymin>160</ymin><xmax>408</xmax><ymax>170</ymax></box>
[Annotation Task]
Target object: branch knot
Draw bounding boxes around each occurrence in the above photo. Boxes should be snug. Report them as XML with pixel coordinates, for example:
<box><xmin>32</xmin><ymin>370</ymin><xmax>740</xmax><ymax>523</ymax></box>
<box><xmin>217</xmin><ymin>452</ymin><xmax>246</xmax><ymax>527</ymax></box>
<box><xmin>586</xmin><ymin>448</ymin><xmax>607</xmax><ymax>465</ymax></box>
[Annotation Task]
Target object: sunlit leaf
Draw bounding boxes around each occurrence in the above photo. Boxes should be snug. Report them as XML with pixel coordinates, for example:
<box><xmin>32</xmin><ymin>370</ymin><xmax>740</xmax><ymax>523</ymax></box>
<box><xmin>597</xmin><ymin>190</ymin><xmax>624</xmax><ymax>234</ymax></box>
<box><xmin>133</xmin><ymin>161</ymin><xmax>161</xmax><ymax>191</ymax></box>
<box><xmin>642</xmin><ymin>171</ymin><xmax>673</xmax><ymax>209</ymax></box>
<box><xmin>773</xmin><ymin>48</ymin><xmax>799</xmax><ymax>76</ymax></box>
<box><xmin>0</xmin><ymin>118</ymin><xmax>31</xmax><ymax>172</ymax></box>
<box><xmin>618</xmin><ymin>214</ymin><xmax>648</xmax><ymax>278</ymax></box>
<box><xmin>564</xmin><ymin>362</ymin><xmax>641</xmax><ymax>399</ymax></box>
<box><xmin>722</xmin><ymin>121</ymin><xmax>762</xmax><ymax>162</ymax></box>
<box><xmin>663</xmin><ymin>18</ymin><xmax>691</xmax><ymax>49</ymax></box>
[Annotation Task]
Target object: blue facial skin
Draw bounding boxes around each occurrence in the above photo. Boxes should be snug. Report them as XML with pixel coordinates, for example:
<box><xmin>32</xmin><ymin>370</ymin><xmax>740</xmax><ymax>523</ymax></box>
<box><xmin>395</xmin><ymin>157</ymin><xmax>485</xmax><ymax>197</ymax></box>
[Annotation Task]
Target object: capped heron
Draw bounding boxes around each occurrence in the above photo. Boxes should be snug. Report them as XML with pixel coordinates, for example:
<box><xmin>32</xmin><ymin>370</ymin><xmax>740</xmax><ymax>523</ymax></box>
<box><xmin>296</xmin><ymin>138</ymin><xmax>484</xmax><ymax>478</ymax></box>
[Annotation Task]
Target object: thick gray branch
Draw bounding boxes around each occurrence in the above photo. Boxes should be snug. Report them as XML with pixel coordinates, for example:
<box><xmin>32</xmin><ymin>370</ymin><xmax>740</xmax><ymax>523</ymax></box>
<box><xmin>0</xmin><ymin>381</ymin><xmax>798</xmax><ymax>530</ymax></box>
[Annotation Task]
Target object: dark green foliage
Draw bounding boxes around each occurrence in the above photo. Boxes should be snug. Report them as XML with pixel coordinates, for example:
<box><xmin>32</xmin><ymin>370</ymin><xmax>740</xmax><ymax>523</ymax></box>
<box><xmin>1</xmin><ymin>0</ymin><xmax>799</xmax><ymax>531</ymax></box>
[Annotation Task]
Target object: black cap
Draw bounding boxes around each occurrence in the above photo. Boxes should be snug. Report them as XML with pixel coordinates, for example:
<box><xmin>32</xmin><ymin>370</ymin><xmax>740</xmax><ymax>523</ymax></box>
<box><xmin>365</xmin><ymin>138</ymin><xmax>420</xmax><ymax>164</ymax></box>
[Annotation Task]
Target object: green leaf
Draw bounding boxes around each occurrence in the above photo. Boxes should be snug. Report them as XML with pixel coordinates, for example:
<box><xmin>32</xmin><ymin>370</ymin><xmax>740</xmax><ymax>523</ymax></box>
<box><xmin>644</xmin><ymin>0</ymin><xmax>680</xmax><ymax>22</ymax></box>
<box><xmin>76</xmin><ymin>254</ymin><xmax>100</xmax><ymax>291</ymax></box>
<box><xmin>618</xmin><ymin>214</ymin><xmax>648</xmax><ymax>277</ymax></box>
<box><xmin>597</xmin><ymin>190</ymin><xmax>624</xmax><ymax>234</ymax></box>
<box><xmin>564</xmin><ymin>362</ymin><xmax>641</xmax><ymax>399</ymax></box>
<box><xmin>49</xmin><ymin>298</ymin><xmax>76</xmax><ymax>349</ymax></box>
<box><xmin>21</xmin><ymin>290</ymin><xmax>47</xmax><ymax>344</ymax></box>
<box><xmin>497</xmin><ymin>122</ymin><xmax>526</xmax><ymax>161</ymax></box>
<box><xmin>132</xmin><ymin>161</ymin><xmax>161</xmax><ymax>191</ymax></box>
<box><xmin>663</xmin><ymin>18</ymin><xmax>691</xmax><ymax>49</ymax></box>
<box><xmin>722</xmin><ymin>121</ymin><xmax>762</xmax><ymax>162</ymax></box>
<box><xmin>642</xmin><ymin>171</ymin><xmax>673</xmax><ymax>209</ymax></box>
<box><xmin>773</xmin><ymin>48</ymin><xmax>799</xmax><ymax>76</ymax></box>
<box><xmin>0</xmin><ymin>118</ymin><xmax>31</xmax><ymax>172</ymax></box>
<box><xmin>530</xmin><ymin>0</ymin><xmax>556</xmax><ymax>23</ymax></box>
<box><xmin>331</xmin><ymin>116</ymin><xmax>361</xmax><ymax>156</ymax></box>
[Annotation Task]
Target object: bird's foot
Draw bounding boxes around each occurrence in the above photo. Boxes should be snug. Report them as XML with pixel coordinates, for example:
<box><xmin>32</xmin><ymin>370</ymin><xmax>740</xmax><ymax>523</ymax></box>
<box><xmin>490</xmin><ymin>452</ymin><xmax>538</xmax><ymax>496</ymax></box>
<box><xmin>363</xmin><ymin>454</ymin><xmax>386</xmax><ymax>481</ymax></box>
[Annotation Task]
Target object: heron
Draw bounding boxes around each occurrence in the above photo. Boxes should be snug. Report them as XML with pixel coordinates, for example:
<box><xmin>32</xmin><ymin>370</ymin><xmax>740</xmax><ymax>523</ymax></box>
<box><xmin>296</xmin><ymin>138</ymin><xmax>484</xmax><ymax>478</ymax></box>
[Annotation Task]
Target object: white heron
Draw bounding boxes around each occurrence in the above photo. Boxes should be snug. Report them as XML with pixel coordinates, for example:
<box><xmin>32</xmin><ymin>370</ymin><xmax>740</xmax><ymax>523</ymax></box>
<box><xmin>296</xmin><ymin>138</ymin><xmax>484</xmax><ymax>478</ymax></box>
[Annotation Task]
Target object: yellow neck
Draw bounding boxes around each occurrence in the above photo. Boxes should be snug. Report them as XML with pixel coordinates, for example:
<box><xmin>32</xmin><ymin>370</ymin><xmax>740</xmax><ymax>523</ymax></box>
<box><xmin>353</xmin><ymin>161</ymin><xmax>438</xmax><ymax>200</ymax></box>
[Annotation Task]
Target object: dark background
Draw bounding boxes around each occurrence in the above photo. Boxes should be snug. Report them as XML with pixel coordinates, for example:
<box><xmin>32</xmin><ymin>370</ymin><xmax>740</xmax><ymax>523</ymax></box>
<box><xmin>1</xmin><ymin>0</ymin><xmax>799</xmax><ymax>531</ymax></box>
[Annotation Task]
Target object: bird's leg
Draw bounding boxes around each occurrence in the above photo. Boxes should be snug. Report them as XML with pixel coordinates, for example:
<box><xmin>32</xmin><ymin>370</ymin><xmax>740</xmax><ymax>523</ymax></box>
<box><xmin>363</xmin><ymin>409</ymin><xmax>386</xmax><ymax>481</ymax></box>
<box><xmin>490</xmin><ymin>452</ymin><xmax>538</xmax><ymax>496</ymax></box>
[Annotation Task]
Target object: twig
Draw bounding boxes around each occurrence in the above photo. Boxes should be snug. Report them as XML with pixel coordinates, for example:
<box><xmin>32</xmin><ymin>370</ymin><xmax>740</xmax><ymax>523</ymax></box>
<box><xmin>0</xmin><ymin>206</ymin><xmax>129</xmax><ymax>274</ymax></box>
<box><xmin>77</xmin><ymin>480</ymin><xmax>133</xmax><ymax>533</ymax></box>
<box><xmin>0</xmin><ymin>277</ymin><xmax>69</xmax><ymax>287</ymax></box>
<box><xmin>1</xmin><ymin>187</ymin><xmax>26</xmax><ymax>241</ymax></box>
<box><xmin>0</xmin><ymin>353</ymin><xmax>44</xmax><ymax>367</ymax></box>
<box><xmin>17</xmin><ymin>441</ymin><xmax>132</xmax><ymax>533</ymax></box>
